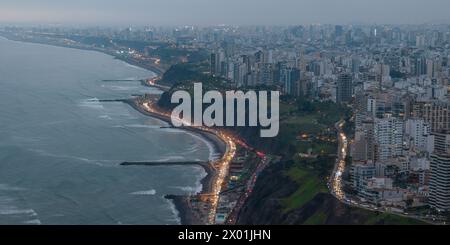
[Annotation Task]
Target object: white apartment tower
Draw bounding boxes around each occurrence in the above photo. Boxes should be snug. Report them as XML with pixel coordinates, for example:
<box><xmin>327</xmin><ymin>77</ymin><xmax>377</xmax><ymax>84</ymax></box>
<box><xmin>374</xmin><ymin>117</ymin><xmax>404</xmax><ymax>161</ymax></box>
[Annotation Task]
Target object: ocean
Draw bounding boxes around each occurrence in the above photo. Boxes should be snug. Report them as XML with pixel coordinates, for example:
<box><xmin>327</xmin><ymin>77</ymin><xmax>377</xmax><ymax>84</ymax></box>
<box><xmin>0</xmin><ymin>37</ymin><xmax>217</xmax><ymax>224</ymax></box>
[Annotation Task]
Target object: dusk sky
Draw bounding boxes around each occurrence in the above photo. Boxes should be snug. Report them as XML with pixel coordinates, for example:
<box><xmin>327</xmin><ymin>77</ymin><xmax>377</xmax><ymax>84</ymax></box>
<box><xmin>1</xmin><ymin>0</ymin><xmax>449</xmax><ymax>26</ymax></box>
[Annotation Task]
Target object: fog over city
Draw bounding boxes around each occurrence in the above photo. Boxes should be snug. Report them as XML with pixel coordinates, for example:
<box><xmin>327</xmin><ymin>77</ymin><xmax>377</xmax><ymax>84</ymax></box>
<box><xmin>1</xmin><ymin>0</ymin><xmax>450</xmax><ymax>26</ymax></box>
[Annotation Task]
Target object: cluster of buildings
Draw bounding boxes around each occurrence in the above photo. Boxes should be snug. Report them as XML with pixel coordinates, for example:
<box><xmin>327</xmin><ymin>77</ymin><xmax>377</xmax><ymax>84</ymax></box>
<box><xmin>209</xmin><ymin>44</ymin><xmax>323</xmax><ymax>97</ymax></box>
<box><xmin>206</xmin><ymin>24</ymin><xmax>450</xmax><ymax>214</ymax></box>
<box><xmin>346</xmin><ymin>48</ymin><xmax>450</xmax><ymax>213</ymax></box>
<box><xmin>349</xmin><ymin>69</ymin><xmax>450</xmax><ymax>212</ymax></box>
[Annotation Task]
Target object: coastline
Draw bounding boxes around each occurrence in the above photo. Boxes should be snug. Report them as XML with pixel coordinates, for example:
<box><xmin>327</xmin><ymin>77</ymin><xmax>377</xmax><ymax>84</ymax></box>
<box><xmin>0</xmin><ymin>35</ymin><xmax>229</xmax><ymax>225</ymax></box>
<box><xmin>0</xmin><ymin>33</ymin><xmax>165</xmax><ymax>76</ymax></box>
<box><xmin>122</xmin><ymin>98</ymin><xmax>228</xmax><ymax>225</ymax></box>
<box><xmin>122</xmin><ymin>98</ymin><xmax>227</xmax><ymax>160</ymax></box>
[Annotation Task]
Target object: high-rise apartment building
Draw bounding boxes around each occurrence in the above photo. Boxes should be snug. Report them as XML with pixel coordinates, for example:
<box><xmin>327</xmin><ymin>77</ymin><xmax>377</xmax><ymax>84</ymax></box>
<box><xmin>412</xmin><ymin>100</ymin><xmax>450</xmax><ymax>132</ymax></box>
<box><xmin>429</xmin><ymin>131</ymin><xmax>450</xmax><ymax>211</ymax></box>
<box><xmin>374</xmin><ymin>117</ymin><xmax>404</xmax><ymax>161</ymax></box>
<box><xmin>336</xmin><ymin>73</ymin><xmax>353</xmax><ymax>103</ymax></box>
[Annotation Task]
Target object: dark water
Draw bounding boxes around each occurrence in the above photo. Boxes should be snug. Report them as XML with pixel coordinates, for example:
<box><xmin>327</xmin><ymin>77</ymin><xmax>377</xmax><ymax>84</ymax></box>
<box><xmin>0</xmin><ymin>37</ymin><xmax>217</xmax><ymax>224</ymax></box>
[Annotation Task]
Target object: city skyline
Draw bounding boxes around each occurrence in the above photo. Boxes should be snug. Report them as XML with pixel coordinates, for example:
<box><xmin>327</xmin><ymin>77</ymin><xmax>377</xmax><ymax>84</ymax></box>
<box><xmin>2</xmin><ymin>2</ymin><xmax>450</xmax><ymax>243</ymax></box>
<box><xmin>1</xmin><ymin>0</ymin><xmax>450</xmax><ymax>26</ymax></box>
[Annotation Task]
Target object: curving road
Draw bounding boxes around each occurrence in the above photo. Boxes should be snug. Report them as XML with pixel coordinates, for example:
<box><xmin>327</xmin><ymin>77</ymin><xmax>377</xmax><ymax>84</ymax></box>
<box><xmin>330</xmin><ymin>121</ymin><xmax>347</xmax><ymax>201</ymax></box>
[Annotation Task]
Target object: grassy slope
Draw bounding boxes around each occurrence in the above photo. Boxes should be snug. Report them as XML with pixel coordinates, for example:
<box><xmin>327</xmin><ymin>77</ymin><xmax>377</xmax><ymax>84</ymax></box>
<box><xmin>282</xmin><ymin>166</ymin><xmax>328</xmax><ymax>213</ymax></box>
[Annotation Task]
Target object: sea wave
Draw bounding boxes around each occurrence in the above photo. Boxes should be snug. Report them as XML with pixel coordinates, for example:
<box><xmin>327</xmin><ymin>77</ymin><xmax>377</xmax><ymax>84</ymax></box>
<box><xmin>171</xmin><ymin>186</ymin><xmax>202</xmax><ymax>195</ymax></box>
<box><xmin>171</xmin><ymin>167</ymin><xmax>207</xmax><ymax>195</ymax></box>
<box><xmin>98</xmin><ymin>115</ymin><xmax>112</xmax><ymax>120</ymax></box>
<box><xmin>0</xmin><ymin>208</ymin><xmax>37</xmax><ymax>216</ymax></box>
<box><xmin>107</xmin><ymin>85</ymin><xmax>139</xmax><ymax>91</ymax></box>
<box><xmin>160</xmin><ymin>128</ymin><xmax>220</xmax><ymax>161</ymax></box>
<box><xmin>165</xmin><ymin>198</ymin><xmax>181</xmax><ymax>225</ymax></box>
<box><xmin>23</xmin><ymin>219</ymin><xmax>42</xmax><ymax>225</ymax></box>
<box><xmin>183</xmin><ymin>131</ymin><xmax>220</xmax><ymax>161</ymax></box>
<box><xmin>160</xmin><ymin>128</ymin><xmax>184</xmax><ymax>133</ymax></box>
<box><xmin>78</xmin><ymin>98</ymin><xmax>104</xmax><ymax>110</ymax></box>
<box><xmin>130</xmin><ymin>189</ymin><xmax>156</xmax><ymax>196</ymax></box>
<box><xmin>28</xmin><ymin>149</ymin><xmax>112</xmax><ymax>167</ymax></box>
<box><xmin>156</xmin><ymin>156</ymin><xmax>186</xmax><ymax>162</ymax></box>
<box><xmin>115</xmin><ymin>124</ymin><xmax>161</xmax><ymax>129</ymax></box>
<box><xmin>0</xmin><ymin>186</ymin><xmax>40</xmax><ymax>225</ymax></box>
<box><xmin>0</xmin><ymin>184</ymin><xmax>26</xmax><ymax>192</ymax></box>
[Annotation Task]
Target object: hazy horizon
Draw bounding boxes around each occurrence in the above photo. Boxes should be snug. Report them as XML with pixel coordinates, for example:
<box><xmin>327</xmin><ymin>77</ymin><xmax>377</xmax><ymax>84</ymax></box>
<box><xmin>1</xmin><ymin>0</ymin><xmax>450</xmax><ymax>26</ymax></box>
